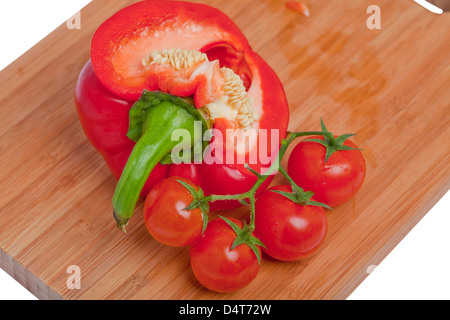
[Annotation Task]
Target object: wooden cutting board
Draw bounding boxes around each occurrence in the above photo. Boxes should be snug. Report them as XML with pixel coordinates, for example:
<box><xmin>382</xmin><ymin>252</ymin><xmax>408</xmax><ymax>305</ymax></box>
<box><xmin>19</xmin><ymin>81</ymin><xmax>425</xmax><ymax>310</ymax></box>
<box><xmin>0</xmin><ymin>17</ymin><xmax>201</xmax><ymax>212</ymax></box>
<box><xmin>0</xmin><ymin>0</ymin><xmax>449</xmax><ymax>300</ymax></box>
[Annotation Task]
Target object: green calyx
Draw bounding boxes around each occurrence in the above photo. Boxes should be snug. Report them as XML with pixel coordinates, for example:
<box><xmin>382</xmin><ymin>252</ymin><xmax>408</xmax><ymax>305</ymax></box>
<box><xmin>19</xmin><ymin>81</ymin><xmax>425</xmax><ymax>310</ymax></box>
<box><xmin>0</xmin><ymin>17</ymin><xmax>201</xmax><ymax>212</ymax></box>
<box><xmin>271</xmin><ymin>166</ymin><xmax>332</xmax><ymax>210</ymax></box>
<box><xmin>113</xmin><ymin>91</ymin><xmax>210</xmax><ymax>233</ymax></box>
<box><xmin>270</xmin><ymin>189</ymin><xmax>331</xmax><ymax>209</ymax></box>
<box><xmin>176</xmin><ymin>179</ymin><xmax>209</xmax><ymax>235</ymax></box>
<box><xmin>219</xmin><ymin>216</ymin><xmax>266</xmax><ymax>266</ymax></box>
<box><xmin>304</xmin><ymin>118</ymin><xmax>363</xmax><ymax>163</ymax></box>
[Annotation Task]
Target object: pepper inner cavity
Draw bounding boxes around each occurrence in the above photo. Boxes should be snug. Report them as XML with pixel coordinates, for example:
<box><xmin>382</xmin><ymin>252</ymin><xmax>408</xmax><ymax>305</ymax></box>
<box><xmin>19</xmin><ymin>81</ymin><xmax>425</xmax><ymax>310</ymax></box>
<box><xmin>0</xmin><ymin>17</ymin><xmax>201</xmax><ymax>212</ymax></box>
<box><xmin>142</xmin><ymin>48</ymin><xmax>257</xmax><ymax>130</ymax></box>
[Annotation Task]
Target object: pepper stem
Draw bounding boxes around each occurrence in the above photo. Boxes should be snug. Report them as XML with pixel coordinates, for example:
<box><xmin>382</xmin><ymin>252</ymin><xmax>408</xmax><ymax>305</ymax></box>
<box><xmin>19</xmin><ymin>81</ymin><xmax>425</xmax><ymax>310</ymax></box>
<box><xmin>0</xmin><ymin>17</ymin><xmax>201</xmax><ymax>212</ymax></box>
<box><xmin>112</xmin><ymin>91</ymin><xmax>209</xmax><ymax>232</ymax></box>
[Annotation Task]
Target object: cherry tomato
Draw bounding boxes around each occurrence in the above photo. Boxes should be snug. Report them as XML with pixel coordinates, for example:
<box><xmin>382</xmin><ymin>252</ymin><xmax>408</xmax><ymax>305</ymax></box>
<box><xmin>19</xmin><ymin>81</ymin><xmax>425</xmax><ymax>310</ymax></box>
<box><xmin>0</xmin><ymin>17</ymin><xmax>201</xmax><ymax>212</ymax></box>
<box><xmin>144</xmin><ymin>176</ymin><xmax>204</xmax><ymax>247</ymax></box>
<box><xmin>287</xmin><ymin>136</ymin><xmax>366</xmax><ymax>207</ymax></box>
<box><xmin>190</xmin><ymin>217</ymin><xmax>261</xmax><ymax>293</ymax></box>
<box><xmin>254</xmin><ymin>185</ymin><xmax>328</xmax><ymax>261</ymax></box>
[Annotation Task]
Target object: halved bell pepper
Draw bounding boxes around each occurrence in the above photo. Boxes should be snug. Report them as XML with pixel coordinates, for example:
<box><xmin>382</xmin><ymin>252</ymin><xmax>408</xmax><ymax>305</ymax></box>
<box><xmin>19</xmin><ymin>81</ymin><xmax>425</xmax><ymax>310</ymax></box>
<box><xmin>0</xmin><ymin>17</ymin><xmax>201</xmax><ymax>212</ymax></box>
<box><xmin>75</xmin><ymin>0</ymin><xmax>289</xmax><ymax>230</ymax></box>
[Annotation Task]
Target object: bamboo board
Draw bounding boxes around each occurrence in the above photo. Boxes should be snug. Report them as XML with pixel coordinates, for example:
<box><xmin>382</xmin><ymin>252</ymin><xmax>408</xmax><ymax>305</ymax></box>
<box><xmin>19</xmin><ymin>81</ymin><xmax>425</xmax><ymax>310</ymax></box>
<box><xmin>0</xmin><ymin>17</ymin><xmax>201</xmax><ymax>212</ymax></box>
<box><xmin>0</xmin><ymin>0</ymin><xmax>449</xmax><ymax>300</ymax></box>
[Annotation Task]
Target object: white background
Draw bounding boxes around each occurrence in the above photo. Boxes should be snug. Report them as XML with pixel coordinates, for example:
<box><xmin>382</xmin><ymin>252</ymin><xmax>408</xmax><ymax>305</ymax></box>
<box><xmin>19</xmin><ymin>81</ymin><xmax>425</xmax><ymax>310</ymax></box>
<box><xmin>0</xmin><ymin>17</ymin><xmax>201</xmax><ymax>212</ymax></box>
<box><xmin>0</xmin><ymin>0</ymin><xmax>449</xmax><ymax>300</ymax></box>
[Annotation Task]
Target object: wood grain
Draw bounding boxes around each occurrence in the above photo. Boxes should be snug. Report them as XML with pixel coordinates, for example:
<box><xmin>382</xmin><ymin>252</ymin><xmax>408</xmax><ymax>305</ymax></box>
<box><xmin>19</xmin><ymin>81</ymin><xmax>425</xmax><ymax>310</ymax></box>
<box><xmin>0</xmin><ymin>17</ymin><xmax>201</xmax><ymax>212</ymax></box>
<box><xmin>0</xmin><ymin>0</ymin><xmax>449</xmax><ymax>300</ymax></box>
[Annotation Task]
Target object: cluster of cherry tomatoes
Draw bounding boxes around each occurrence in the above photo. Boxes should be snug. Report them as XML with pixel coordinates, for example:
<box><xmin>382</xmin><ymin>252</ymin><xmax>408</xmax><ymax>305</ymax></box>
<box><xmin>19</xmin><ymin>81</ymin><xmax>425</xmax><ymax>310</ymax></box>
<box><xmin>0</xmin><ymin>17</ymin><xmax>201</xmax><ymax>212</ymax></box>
<box><xmin>142</xmin><ymin>124</ymin><xmax>366</xmax><ymax>293</ymax></box>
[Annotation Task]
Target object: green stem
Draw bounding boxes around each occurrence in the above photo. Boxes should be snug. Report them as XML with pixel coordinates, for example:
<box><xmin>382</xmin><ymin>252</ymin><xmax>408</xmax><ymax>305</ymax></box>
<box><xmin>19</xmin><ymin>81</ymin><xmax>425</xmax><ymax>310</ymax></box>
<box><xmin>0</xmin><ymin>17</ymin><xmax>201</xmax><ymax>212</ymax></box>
<box><xmin>113</xmin><ymin>119</ymin><xmax>176</xmax><ymax>232</ymax></box>
<box><xmin>278</xmin><ymin>166</ymin><xmax>300</xmax><ymax>190</ymax></box>
<box><xmin>182</xmin><ymin>127</ymin><xmax>335</xmax><ymax>263</ymax></box>
<box><xmin>248</xmin><ymin>194</ymin><xmax>256</xmax><ymax>233</ymax></box>
<box><xmin>113</xmin><ymin>91</ymin><xmax>209</xmax><ymax>232</ymax></box>
<box><xmin>199</xmin><ymin>129</ymin><xmax>333</xmax><ymax>232</ymax></box>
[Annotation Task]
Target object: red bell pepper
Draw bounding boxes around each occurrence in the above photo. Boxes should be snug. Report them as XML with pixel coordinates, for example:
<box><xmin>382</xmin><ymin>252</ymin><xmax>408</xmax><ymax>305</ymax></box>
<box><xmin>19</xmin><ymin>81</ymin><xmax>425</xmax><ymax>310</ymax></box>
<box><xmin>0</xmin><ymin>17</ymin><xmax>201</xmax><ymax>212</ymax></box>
<box><xmin>75</xmin><ymin>0</ymin><xmax>289</xmax><ymax>231</ymax></box>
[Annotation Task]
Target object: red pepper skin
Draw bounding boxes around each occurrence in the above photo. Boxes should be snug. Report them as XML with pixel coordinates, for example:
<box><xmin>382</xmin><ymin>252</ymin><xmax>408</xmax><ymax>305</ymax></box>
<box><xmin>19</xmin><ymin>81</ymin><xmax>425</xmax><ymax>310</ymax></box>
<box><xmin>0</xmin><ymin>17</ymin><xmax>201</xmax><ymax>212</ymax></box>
<box><xmin>75</xmin><ymin>61</ymin><xmax>168</xmax><ymax>195</ymax></box>
<box><xmin>75</xmin><ymin>0</ymin><xmax>289</xmax><ymax>210</ymax></box>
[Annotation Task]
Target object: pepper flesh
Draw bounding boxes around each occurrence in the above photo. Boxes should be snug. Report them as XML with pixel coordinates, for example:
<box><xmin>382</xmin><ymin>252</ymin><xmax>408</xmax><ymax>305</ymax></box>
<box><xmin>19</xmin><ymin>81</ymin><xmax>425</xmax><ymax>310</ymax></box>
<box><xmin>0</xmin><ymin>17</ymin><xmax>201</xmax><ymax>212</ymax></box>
<box><xmin>75</xmin><ymin>0</ymin><xmax>289</xmax><ymax>214</ymax></box>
